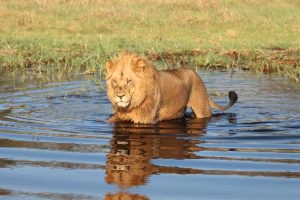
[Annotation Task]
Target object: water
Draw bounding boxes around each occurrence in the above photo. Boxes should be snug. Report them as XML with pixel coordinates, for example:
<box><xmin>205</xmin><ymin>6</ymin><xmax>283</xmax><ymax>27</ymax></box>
<box><xmin>0</xmin><ymin>70</ymin><xmax>299</xmax><ymax>200</ymax></box>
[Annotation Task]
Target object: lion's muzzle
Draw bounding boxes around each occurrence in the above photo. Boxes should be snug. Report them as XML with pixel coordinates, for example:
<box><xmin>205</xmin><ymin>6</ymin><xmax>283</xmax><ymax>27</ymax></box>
<box><xmin>114</xmin><ymin>95</ymin><xmax>130</xmax><ymax>108</ymax></box>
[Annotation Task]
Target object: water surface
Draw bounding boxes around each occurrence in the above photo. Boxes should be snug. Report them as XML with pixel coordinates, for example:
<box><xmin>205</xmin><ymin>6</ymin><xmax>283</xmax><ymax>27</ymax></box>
<box><xmin>0</xmin><ymin>70</ymin><xmax>299</xmax><ymax>200</ymax></box>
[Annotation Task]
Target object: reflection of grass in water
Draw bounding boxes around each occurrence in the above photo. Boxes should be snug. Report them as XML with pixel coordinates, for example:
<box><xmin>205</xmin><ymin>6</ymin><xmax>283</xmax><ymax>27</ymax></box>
<box><xmin>0</xmin><ymin>0</ymin><xmax>299</xmax><ymax>81</ymax></box>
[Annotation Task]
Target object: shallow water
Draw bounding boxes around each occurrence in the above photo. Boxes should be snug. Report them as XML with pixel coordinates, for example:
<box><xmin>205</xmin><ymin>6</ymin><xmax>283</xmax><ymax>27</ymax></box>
<box><xmin>0</xmin><ymin>70</ymin><xmax>299</xmax><ymax>200</ymax></box>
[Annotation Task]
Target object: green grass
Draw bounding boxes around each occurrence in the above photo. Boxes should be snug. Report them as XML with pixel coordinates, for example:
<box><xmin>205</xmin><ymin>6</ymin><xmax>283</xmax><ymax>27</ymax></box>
<box><xmin>0</xmin><ymin>0</ymin><xmax>299</xmax><ymax>81</ymax></box>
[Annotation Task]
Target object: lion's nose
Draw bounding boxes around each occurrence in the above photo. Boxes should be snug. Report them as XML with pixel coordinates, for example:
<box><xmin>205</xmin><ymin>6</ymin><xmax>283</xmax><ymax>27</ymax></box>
<box><xmin>117</xmin><ymin>95</ymin><xmax>125</xmax><ymax>100</ymax></box>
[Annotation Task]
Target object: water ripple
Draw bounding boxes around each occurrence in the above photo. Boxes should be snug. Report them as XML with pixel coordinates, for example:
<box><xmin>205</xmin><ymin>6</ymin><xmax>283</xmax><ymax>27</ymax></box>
<box><xmin>0</xmin><ymin>71</ymin><xmax>299</xmax><ymax>200</ymax></box>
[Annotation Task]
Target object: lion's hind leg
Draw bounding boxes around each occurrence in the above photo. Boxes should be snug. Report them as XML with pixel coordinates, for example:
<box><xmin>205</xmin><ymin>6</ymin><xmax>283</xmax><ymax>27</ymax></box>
<box><xmin>188</xmin><ymin>93</ymin><xmax>212</xmax><ymax>118</ymax></box>
<box><xmin>187</xmin><ymin>73</ymin><xmax>212</xmax><ymax>119</ymax></box>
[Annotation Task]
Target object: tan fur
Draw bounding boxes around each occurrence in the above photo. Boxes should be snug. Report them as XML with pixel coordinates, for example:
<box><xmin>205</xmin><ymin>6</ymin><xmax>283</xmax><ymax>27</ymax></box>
<box><xmin>106</xmin><ymin>52</ymin><xmax>237</xmax><ymax>124</ymax></box>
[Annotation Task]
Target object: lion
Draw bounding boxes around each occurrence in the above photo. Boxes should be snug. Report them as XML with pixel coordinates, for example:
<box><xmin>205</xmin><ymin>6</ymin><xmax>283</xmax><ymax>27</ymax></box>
<box><xmin>105</xmin><ymin>52</ymin><xmax>238</xmax><ymax>124</ymax></box>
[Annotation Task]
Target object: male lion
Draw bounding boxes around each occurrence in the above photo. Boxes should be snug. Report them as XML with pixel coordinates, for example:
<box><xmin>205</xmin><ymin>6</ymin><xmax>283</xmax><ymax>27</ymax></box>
<box><xmin>106</xmin><ymin>52</ymin><xmax>238</xmax><ymax>124</ymax></box>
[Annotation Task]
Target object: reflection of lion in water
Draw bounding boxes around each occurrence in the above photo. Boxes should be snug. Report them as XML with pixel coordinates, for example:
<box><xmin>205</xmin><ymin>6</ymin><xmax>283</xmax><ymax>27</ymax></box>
<box><xmin>105</xmin><ymin>119</ymin><xmax>208</xmax><ymax>190</ymax></box>
<box><xmin>105</xmin><ymin>192</ymin><xmax>149</xmax><ymax>200</ymax></box>
<box><xmin>106</xmin><ymin>52</ymin><xmax>238</xmax><ymax>124</ymax></box>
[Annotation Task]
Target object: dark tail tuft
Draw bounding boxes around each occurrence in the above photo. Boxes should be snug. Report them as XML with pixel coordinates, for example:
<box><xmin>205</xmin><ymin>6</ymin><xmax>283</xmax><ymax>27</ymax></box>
<box><xmin>209</xmin><ymin>90</ymin><xmax>238</xmax><ymax>111</ymax></box>
<box><xmin>229</xmin><ymin>91</ymin><xmax>238</xmax><ymax>105</ymax></box>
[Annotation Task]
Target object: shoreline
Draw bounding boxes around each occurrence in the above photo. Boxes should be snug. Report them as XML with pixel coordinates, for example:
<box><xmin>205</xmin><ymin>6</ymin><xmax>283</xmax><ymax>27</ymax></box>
<box><xmin>1</xmin><ymin>48</ymin><xmax>299</xmax><ymax>82</ymax></box>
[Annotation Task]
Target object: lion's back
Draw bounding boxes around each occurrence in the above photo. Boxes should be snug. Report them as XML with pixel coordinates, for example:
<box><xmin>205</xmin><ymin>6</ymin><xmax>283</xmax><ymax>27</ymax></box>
<box><xmin>158</xmin><ymin>68</ymin><xmax>198</xmax><ymax>88</ymax></box>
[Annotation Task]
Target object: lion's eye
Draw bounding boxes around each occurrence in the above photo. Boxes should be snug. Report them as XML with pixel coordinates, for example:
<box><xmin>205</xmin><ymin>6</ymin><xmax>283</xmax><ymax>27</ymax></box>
<box><xmin>112</xmin><ymin>80</ymin><xmax>117</xmax><ymax>86</ymax></box>
<box><xmin>127</xmin><ymin>79</ymin><xmax>132</xmax><ymax>84</ymax></box>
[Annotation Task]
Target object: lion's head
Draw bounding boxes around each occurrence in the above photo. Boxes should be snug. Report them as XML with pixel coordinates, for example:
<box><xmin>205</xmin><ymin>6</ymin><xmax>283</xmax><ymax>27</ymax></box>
<box><xmin>105</xmin><ymin>53</ymin><xmax>156</xmax><ymax>111</ymax></box>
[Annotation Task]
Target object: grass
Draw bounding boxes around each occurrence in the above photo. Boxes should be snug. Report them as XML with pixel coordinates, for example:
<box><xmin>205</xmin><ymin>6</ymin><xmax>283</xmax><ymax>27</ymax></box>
<box><xmin>0</xmin><ymin>0</ymin><xmax>299</xmax><ymax>81</ymax></box>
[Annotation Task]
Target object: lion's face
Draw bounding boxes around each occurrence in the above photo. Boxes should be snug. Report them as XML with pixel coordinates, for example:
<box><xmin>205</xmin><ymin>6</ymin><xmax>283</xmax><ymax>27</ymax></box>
<box><xmin>107</xmin><ymin>70</ymin><xmax>137</xmax><ymax>109</ymax></box>
<box><xmin>106</xmin><ymin>54</ymin><xmax>148</xmax><ymax>110</ymax></box>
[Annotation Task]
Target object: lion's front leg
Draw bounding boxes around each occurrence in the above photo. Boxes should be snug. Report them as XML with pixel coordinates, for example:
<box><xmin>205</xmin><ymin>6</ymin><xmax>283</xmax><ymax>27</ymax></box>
<box><xmin>107</xmin><ymin>114</ymin><xmax>121</xmax><ymax>123</ymax></box>
<box><xmin>133</xmin><ymin>117</ymin><xmax>158</xmax><ymax>124</ymax></box>
<box><xmin>132</xmin><ymin>110</ymin><xmax>159</xmax><ymax>124</ymax></box>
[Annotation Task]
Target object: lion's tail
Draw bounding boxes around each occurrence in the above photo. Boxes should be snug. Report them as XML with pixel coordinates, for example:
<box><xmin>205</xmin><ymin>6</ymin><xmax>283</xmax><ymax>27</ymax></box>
<box><xmin>208</xmin><ymin>91</ymin><xmax>238</xmax><ymax>111</ymax></box>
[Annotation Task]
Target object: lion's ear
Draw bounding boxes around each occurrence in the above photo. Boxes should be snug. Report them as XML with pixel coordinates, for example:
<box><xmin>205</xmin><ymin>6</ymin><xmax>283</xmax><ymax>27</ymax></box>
<box><xmin>105</xmin><ymin>61</ymin><xmax>115</xmax><ymax>77</ymax></box>
<box><xmin>133</xmin><ymin>58</ymin><xmax>146</xmax><ymax>73</ymax></box>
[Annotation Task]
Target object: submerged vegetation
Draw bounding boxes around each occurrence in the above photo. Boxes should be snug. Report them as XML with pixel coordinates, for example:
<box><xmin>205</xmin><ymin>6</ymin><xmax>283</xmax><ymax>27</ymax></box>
<box><xmin>0</xmin><ymin>0</ymin><xmax>299</xmax><ymax>81</ymax></box>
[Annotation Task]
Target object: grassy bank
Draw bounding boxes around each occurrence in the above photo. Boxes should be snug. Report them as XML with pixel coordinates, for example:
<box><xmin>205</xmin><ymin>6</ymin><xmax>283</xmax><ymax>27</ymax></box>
<box><xmin>0</xmin><ymin>0</ymin><xmax>299</xmax><ymax>81</ymax></box>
